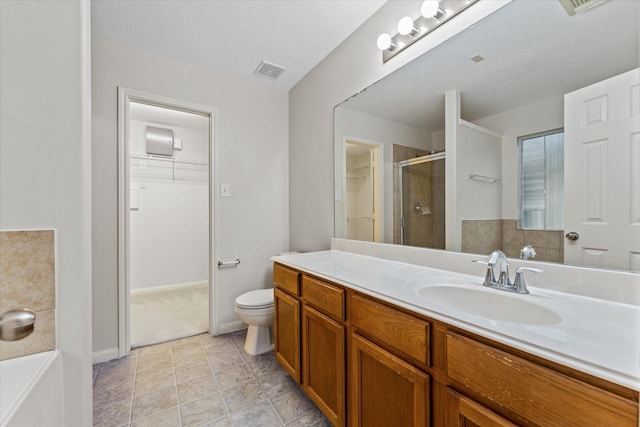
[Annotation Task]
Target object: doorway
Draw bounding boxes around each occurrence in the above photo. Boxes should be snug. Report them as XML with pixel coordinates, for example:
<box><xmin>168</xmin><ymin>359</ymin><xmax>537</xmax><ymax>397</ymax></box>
<box><xmin>344</xmin><ymin>140</ymin><xmax>382</xmax><ymax>242</ymax></box>
<box><xmin>118</xmin><ymin>88</ymin><xmax>217</xmax><ymax>355</ymax></box>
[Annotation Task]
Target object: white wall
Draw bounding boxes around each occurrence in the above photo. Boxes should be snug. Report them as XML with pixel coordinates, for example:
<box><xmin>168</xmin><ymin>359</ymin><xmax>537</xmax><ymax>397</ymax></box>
<box><xmin>92</xmin><ymin>39</ymin><xmax>289</xmax><ymax>354</ymax></box>
<box><xmin>473</xmin><ymin>96</ymin><xmax>564</xmax><ymax>219</ymax></box>
<box><xmin>129</xmin><ymin>120</ymin><xmax>208</xmax><ymax>290</ymax></box>
<box><xmin>289</xmin><ymin>1</ymin><xmax>510</xmax><ymax>252</ymax></box>
<box><xmin>0</xmin><ymin>1</ymin><xmax>92</xmax><ymax>425</ymax></box>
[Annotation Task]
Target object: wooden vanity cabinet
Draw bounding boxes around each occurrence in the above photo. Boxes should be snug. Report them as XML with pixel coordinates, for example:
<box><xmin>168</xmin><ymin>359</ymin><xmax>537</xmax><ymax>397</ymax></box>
<box><xmin>351</xmin><ymin>332</ymin><xmax>429</xmax><ymax>427</ymax></box>
<box><xmin>446</xmin><ymin>388</ymin><xmax>516</xmax><ymax>427</ymax></box>
<box><xmin>273</xmin><ymin>263</ymin><xmax>639</xmax><ymax>427</ymax></box>
<box><xmin>274</xmin><ymin>264</ymin><xmax>347</xmax><ymax>426</ymax></box>
<box><xmin>273</xmin><ymin>264</ymin><xmax>301</xmax><ymax>383</ymax></box>
<box><xmin>301</xmin><ymin>275</ymin><xmax>346</xmax><ymax>427</ymax></box>
<box><xmin>445</xmin><ymin>332</ymin><xmax>638</xmax><ymax>427</ymax></box>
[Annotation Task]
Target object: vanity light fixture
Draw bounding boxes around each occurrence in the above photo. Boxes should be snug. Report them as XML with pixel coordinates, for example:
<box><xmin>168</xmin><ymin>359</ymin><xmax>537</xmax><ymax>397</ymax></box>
<box><xmin>421</xmin><ymin>0</ymin><xmax>440</xmax><ymax>18</ymax></box>
<box><xmin>398</xmin><ymin>16</ymin><xmax>419</xmax><ymax>36</ymax></box>
<box><xmin>376</xmin><ymin>33</ymin><xmax>396</xmax><ymax>51</ymax></box>
<box><xmin>377</xmin><ymin>0</ymin><xmax>478</xmax><ymax>63</ymax></box>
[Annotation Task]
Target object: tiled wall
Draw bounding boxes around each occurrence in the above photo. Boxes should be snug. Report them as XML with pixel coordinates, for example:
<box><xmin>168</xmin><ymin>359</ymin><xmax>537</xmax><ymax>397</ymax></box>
<box><xmin>0</xmin><ymin>230</ymin><xmax>56</xmax><ymax>360</ymax></box>
<box><xmin>461</xmin><ymin>219</ymin><xmax>564</xmax><ymax>263</ymax></box>
<box><xmin>392</xmin><ymin>144</ymin><xmax>432</xmax><ymax>245</ymax></box>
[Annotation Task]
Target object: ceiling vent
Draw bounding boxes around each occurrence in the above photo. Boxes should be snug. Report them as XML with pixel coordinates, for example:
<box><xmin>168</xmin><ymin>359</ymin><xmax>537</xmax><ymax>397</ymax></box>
<box><xmin>255</xmin><ymin>61</ymin><xmax>286</xmax><ymax>79</ymax></box>
<box><xmin>558</xmin><ymin>0</ymin><xmax>606</xmax><ymax>16</ymax></box>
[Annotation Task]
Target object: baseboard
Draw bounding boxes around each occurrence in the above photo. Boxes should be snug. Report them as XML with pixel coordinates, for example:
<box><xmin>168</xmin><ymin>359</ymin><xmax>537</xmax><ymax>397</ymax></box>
<box><xmin>92</xmin><ymin>347</ymin><xmax>119</xmax><ymax>364</ymax></box>
<box><xmin>217</xmin><ymin>320</ymin><xmax>246</xmax><ymax>335</ymax></box>
<box><xmin>131</xmin><ymin>280</ymin><xmax>208</xmax><ymax>296</ymax></box>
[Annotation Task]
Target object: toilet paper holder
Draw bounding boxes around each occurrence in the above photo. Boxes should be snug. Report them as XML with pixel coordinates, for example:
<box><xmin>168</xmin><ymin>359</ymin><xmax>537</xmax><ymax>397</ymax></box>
<box><xmin>218</xmin><ymin>259</ymin><xmax>240</xmax><ymax>268</ymax></box>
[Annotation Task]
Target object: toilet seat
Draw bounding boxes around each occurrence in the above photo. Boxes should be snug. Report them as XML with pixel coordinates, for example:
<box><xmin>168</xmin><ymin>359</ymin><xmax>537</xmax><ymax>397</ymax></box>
<box><xmin>235</xmin><ymin>289</ymin><xmax>274</xmax><ymax>310</ymax></box>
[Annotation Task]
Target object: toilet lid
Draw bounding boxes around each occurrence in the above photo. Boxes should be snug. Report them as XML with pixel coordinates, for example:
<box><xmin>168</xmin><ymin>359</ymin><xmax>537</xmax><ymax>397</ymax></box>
<box><xmin>235</xmin><ymin>289</ymin><xmax>274</xmax><ymax>309</ymax></box>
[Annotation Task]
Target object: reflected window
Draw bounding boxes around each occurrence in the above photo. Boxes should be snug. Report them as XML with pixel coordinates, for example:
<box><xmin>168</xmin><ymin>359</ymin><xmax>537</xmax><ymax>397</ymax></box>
<box><xmin>519</xmin><ymin>130</ymin><xmax>564</xmax><ymax>230</ymax></box>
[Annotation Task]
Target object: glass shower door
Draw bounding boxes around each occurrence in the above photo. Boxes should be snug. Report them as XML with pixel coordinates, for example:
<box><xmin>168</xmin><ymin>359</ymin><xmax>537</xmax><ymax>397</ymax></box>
<box><xmin>399</xmin><ymin>153</ymin><xmax>445</xmax><ymax>249</ymax></box>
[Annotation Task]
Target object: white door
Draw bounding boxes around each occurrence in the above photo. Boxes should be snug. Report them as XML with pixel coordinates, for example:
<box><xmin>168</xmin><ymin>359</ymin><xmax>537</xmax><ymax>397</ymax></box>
<box><xmin>564</xmin><ymin>68</ymin><xmax>640</xmax><ymax>271</ymax></box>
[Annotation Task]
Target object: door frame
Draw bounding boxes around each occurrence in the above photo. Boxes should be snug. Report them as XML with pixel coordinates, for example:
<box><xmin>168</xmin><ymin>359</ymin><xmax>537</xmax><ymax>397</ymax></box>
<box><xmin>117</xmin><ymin>87</ymin><xmax>219</xmax><ymax>357</ymax></box>
<box><xmin>342</xmin><ymin>136</ymin><xmax>384</xmax><ymax>242</ymax></box>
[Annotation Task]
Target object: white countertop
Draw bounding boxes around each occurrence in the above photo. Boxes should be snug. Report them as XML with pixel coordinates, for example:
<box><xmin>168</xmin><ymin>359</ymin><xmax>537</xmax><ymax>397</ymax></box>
<box><xmin>273</xmin><ymin>250</ymin><xmax>640</xmax><ymax>391</ymax></box>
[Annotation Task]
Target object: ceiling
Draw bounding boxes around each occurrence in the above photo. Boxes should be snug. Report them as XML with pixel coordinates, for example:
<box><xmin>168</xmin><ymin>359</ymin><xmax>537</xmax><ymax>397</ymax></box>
<box><xmin>91</xmin><ymin>0</ymin><xmax>386</xmax><ymax>91</ymax></box>
<box><xmin>339</xmin><ymin>0</ymin><xmax>639</xmax><ymax>130</ymax></box>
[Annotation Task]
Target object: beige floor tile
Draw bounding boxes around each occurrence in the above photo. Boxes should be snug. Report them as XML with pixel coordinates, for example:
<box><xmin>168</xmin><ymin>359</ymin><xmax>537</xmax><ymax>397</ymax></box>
<box><xmin>129</xmin><ymin>407</ymin><xmax>180</xmax><ymax>427</ymax></box>
<box><xmin>177</xmin><ymin>374</ymin><xmax>219</xmax><ymax>403</ymax></box>
<box><xmin>172</xmin><ymin>334</ymin><xmax>204</xmax><ymax>348</ymax></box>
<box><xmin>222</xmin><ymin>379</ymin><xmax>269</xmax><ymax>413</ymax></box>
<box><xmin>179</xmin><ymin>393</ymin><xmax>228</xmax><ymax>427</ymax></box>
<box><xmin>134</xmin><ymin>366</ymin><xmax>175</xmax><ymax>397</ymax></box>
<box><xmin>138</xmin><ymin>341</ymin><xmax>172</xmax><ymax>355</ymax></box>
<box><xmin>284</xmin><ymin>408</ymin><xmax>332</xmax><ymax>427</ymax></box>
<box><xmin>175</xmin><ymin>359</ymin><xmax>213</xmax><ymax>384</ymax></box>
<box><xmin>256</xmin><ymin>370</ymin><xmax>297</xmax><ymax>398</ymax></box>
<box><xmin>94</xmin><ymin>380</ymin><xmax>134</xmax><ymax>409</ymax></box>
<box><xmin>229</xmin><ymin>400</ymin><xmax>283</xmax><ymax>426</ymax></box>
<box><xmin>131</xmin><ymin>385</ymin><xmax>178</xmax><ymax>421</ymax></box>
<box><xmin>136</xmin><ymin>354</ymin><xmax>173</xmax><ymax>374</ymax></box>
<box><xmin>271</xmin><ymin>388</ymin><xmax>316</xmax><ymax>423</ymax></box>
<box><xmin>92</xmin><ymin>331</ymin><xmax>317</xmax><ymax>427</ymax></box>
<box><xmin>93</xmin><ymin>398</ymin><xmax>131</xmax><ymax>427</ymax></box>
<box><xmin>206</xmin><ymin>348</ymin><xmax>245</xmax><ymax>372</ymax></box>
<box><xmin>215</xmin><ymin>364</ymin><xmax>255</xmax><ymax>391</ymax></box>
<box><xmin>202</xmin><ymin>416</ymin><xmax>234</xmax><ymax>426</ymax></box>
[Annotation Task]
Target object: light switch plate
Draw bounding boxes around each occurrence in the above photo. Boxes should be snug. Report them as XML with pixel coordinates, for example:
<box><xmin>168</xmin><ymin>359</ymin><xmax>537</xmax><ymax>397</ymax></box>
<box><xmin>221</xmin><ymin>183</ymin><xmax>230</xmax><ymax>197</ymax></box>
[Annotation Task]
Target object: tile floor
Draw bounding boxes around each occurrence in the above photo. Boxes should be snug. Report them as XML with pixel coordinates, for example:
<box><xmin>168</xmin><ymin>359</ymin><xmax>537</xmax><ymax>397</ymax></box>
<box><xmin>93</xmin><ymin>330</ymin><xmax>332</xmax><ymax>427</ymax></box>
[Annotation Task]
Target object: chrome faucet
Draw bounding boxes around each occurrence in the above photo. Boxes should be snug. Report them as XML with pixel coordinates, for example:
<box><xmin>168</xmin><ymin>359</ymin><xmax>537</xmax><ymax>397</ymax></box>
<box><xmin>473</xmin><ymin>250</ymin><xmax>542</xmax><ymax>294</ymax></box>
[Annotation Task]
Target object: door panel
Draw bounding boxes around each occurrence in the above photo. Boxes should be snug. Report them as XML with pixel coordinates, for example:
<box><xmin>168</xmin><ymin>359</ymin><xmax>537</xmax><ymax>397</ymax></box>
<box><xmin>564</xmin><ymin>68</ymin><xmax>640</xmax><ymax>271</ymax></box>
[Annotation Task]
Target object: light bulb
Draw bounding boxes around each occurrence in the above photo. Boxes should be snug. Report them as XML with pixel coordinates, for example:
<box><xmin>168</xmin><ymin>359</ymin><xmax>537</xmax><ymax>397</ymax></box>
<box><xmin>376</xmin><ymin>33</ymin><xmax>393</xmax><ymax>51</ymax></box>
<box><xmin>397</xmin><ymin>16</ymin><xmax>417</xmax><ymax>36</ymax></box>
<box><xmin>421</xmin><ymin>0</ymin><xmax>439</xmax><ymax>18</ymax></box>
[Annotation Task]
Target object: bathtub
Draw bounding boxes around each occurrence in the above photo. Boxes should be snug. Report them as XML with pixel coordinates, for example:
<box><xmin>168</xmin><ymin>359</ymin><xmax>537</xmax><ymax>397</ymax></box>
<box><xmin>0</xmin><ymin>350</ymin><xmax>64</xmax><ymax>427</ymax></box>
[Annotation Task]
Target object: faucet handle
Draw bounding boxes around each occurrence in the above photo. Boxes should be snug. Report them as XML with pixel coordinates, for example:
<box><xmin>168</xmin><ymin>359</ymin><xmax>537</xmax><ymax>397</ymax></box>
<box><xmin>513</xmin><ymin>267</ymin><xmax>543</xmax><ymax>294</ymax></box>
<box><xmin>516</xmin><ymin>267</ymin><xmax>543</xmax><ymax>274</ymax></box>
<box><xmin>472</xmin><ymin>259</ymin><xmax>496</xmax><ymax>285</ymax></box>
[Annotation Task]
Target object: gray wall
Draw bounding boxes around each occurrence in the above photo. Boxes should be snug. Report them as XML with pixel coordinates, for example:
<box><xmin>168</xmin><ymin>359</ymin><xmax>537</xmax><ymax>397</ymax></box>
<box><xmin>92</xmin><ymin>39</ymin><xmax>290</xmax><ymax>356</ymax></box>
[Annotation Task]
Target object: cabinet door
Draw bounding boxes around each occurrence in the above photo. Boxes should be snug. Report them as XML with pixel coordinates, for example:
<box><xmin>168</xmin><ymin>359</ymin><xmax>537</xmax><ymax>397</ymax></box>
<box><xmin>274</xmin><ymin>288</ymin><xmax>300</xmax><ymax>383</ymax></box>
<box><xmin>351</xmin><ymin>333</ymin><xmax>429</xmax><ymax>427</ymax></box>
<box><xmin>446</xmin><ymin>388</ymin><xmax>516</xmax><ymax>427</ymax></box>
<box><xmin>302</xmin><ymin>305</ymin><xmax>345</xmax><ymax>426</ymax></box>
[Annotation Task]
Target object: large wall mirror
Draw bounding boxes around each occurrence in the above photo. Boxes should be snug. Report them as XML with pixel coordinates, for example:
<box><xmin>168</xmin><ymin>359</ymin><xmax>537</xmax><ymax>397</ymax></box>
<box><xmin>334</xmin><ymin>0</ymin><xmax>639</xmax><ymax>272</ymax></box>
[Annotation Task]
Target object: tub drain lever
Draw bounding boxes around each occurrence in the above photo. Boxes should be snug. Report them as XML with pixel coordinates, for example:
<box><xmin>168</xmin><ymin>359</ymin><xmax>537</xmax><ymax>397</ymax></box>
<box><xmin>0</xmin><ymin>308</ymin><xmax>36</xmax><ymax>341</ymax></box>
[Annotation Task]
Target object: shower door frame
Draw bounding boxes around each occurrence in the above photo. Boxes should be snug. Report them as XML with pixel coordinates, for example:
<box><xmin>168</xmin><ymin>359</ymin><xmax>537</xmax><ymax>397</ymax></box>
<box><xmin>117</xmin><ymin>87</ymin><xmax>219</xmax><ymax>357</ymax></box>
<box><xmin>397</xmin><ymin>152</ymin><xmax>446</xmax><ymax>245</ymax></box>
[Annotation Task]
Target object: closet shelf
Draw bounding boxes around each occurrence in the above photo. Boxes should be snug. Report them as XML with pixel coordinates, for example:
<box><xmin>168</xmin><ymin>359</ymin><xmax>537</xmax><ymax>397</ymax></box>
<box><xmin>131</xmin><ymin>153</ymin><xmax>208</xmax><ymax>166</ymax></box>
<box><xmin>347</xmin><ymin>161</ymin><xmax>371</xmax><ymax>171</ymax></box>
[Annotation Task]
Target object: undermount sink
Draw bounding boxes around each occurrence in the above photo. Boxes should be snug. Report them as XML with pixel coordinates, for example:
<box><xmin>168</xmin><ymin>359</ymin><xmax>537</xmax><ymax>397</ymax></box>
<box><xmin>415</xmin><ymin>285</ymin><xmax>562</xmax><ymax>325</ymax></box>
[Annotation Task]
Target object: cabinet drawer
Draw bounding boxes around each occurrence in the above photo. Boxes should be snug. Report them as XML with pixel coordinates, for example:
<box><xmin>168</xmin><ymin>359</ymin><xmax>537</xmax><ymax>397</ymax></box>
<box><xmin>274</xmin><ymin>263</ymin><xmax>300</xmax><ymax>296</ymax></box>
<box><xmin>446</xmin><ymin>332</ymin><xmax>638</xmax><ymax>426</ymax></box>
<box><xmin>302</xmin><ymin>275</ymin><xmax>345</xmax><ymax>320</ymax></box>
<box><xmin>351</xmin><ymin>294</ymin><xmax>429</xmax><ymax>365</ymax></box>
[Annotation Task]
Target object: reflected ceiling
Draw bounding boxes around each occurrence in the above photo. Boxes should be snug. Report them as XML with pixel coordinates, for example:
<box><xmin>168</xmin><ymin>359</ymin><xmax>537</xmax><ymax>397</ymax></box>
<box><xmin>340</xmin><ymin>1</ymin><xmax>639</xmax><ymax>130</ymax></box>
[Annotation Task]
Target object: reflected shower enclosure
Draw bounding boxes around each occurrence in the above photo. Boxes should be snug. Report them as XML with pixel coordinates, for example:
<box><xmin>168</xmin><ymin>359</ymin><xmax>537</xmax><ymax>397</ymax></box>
<box><xmin>396</xmin><ymin>152</ymin><xmax>445</xmax><ymax>249</ymax></box>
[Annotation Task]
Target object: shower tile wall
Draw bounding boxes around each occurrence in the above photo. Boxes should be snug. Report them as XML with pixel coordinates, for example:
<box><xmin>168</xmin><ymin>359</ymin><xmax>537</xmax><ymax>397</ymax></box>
<box><xmin>0</xmin><ymin>230</ymin><xmax>56</xmax><ymax>360</ymax></box>
<box><xmin>461</xmin><ymin>219</ymin><xmax>564</xmax><ymax>263</ymax></box>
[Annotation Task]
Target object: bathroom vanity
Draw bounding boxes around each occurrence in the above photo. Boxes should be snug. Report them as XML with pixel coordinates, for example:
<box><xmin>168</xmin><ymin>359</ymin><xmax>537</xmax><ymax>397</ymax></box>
<box><xmin>272</xmin><ymin>251</ymin><xmax>639</xmax><ymax>427</ymax></box>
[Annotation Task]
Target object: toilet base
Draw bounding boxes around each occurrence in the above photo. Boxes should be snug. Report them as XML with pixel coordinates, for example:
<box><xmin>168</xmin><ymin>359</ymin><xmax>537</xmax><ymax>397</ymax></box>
<box><xmin>244</xmin><ymin>324</ymin><xmax>273</xmax><ymax>356</ymax></box>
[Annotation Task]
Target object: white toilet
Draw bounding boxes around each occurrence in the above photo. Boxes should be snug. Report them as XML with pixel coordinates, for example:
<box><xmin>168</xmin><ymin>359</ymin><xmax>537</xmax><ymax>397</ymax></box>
<box><xmin>234</xmin><ymin>288</ymin><xmax>274</xmax><ymax>355</ymax></box>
